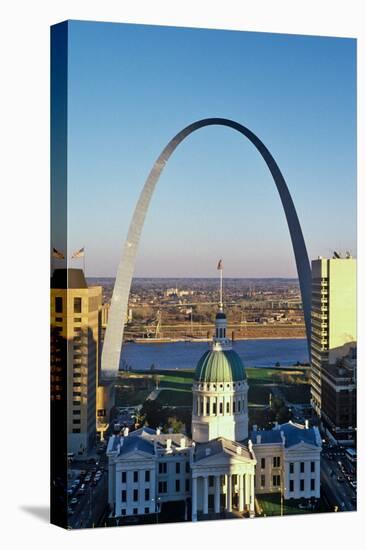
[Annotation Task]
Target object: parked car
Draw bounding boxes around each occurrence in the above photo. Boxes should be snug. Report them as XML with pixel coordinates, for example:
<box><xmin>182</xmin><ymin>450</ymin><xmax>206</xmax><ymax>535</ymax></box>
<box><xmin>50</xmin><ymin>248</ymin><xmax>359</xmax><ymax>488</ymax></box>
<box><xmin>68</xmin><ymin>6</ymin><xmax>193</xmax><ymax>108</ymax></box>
<box><xmin>70</xmin><ymin>498</ymin><xmax>78</xmax><ymax>505</ymax></box>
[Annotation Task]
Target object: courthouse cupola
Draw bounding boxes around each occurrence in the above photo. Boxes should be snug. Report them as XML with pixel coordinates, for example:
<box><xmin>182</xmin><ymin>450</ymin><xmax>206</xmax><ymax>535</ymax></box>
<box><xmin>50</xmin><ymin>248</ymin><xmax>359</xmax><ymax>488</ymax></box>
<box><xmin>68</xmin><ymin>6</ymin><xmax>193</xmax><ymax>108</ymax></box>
<box><xmin>191</xmin><ymin>260</ymin><xmax>249</xmax><ymax>443</ymax></box>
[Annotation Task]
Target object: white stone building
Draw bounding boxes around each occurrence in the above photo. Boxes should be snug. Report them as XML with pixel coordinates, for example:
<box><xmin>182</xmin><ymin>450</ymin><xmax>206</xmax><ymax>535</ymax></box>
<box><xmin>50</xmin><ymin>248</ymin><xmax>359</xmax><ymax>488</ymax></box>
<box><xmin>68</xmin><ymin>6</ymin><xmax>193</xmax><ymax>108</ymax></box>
<box><xmin>251</xmin><ymin>421</ymin><xmax>321</xmax><ymax>500</ymax></box>
<box><xmin>107</xmin><ymin>303</ymin><xmax>321</xmax><ymax>523</ymax></box>
<box><xmin>107</xmin><ymin>427</ymin><xmax>192</xmax><ymax>518</ymax></box>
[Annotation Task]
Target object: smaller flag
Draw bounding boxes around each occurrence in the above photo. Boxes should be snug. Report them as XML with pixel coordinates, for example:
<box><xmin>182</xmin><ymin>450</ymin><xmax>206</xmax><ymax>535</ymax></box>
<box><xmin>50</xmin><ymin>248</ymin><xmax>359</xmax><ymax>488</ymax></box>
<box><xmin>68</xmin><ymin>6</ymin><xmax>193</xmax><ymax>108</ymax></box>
<box><xmin>217</xmin><ymin>259</ymin><xmax>223</xmax><ymax>270</ymax></box>
<box><xmin>52</xmin><ymin>247</ymin><xmax>65</xmax><ymax>260</ymax></box>
<box><xmin>72</xmin><ymin>247</ymin><xmax>85</xmax><ymax>259</ymax></box>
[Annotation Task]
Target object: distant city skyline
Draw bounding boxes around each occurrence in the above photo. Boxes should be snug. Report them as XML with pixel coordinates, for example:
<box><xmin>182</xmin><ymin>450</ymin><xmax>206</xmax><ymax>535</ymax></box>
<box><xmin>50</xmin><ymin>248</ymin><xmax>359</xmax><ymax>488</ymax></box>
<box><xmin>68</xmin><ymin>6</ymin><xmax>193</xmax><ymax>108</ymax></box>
<box><xmin>67</xmin><ymin>21</ymin><xmax>356</xmax><ymax>277</ymax></box>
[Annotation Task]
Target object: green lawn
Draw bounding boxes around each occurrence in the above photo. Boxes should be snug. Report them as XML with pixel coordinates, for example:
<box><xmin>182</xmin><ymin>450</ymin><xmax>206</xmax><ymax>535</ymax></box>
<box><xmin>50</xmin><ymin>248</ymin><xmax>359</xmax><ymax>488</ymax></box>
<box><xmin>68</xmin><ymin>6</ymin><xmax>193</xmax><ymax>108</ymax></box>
<box><xmin>257</xmin><ymin>493</ymin><xmax>314</xmax><ymax>517</ymax></box>
<box><xmin>118</xmin><ymin>367</ymin><xmax>310</xmax><ymax>411</ymax></box>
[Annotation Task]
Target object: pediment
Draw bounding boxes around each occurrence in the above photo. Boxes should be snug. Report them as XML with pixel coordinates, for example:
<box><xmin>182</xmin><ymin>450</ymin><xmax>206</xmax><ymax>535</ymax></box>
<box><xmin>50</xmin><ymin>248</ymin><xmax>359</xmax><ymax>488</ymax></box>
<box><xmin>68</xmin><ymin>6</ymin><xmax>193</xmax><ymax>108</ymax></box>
<box><xmin>117</xmin><ymin>449</ymin><xmax>153</xmax><ymax>461</ymax></box>
<box><xmin>195</xmin><ymin>450</ymin><xmax>254</xmax><ymax>467</ymax></box>
<box><xmin>286</xmin><ymin>441</ymin><xmax>319</xmax><ymax>452</ymax></box>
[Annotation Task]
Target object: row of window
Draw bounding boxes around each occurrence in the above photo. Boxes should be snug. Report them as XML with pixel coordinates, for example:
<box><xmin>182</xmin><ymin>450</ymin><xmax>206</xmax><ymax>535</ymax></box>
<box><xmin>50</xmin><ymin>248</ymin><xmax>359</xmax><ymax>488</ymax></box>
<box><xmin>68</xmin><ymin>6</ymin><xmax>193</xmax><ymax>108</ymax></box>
<box><xmin>259</xmin><ymin>458</ymin><xmax>316</xmax><ymax>473</ymax></box>
<box><xmin>197</xmin><ymin>382</ymin><xmax>245</xmax><ymax>391</ymax></box>
<box><xmin>55</xmin><ymin>297</ymin><xmax>83</xmax><ymax>314</ymax></box>
<box><xmin>158</xmin><ymin>479</ymin><xmax>189</xmax><ymax>494</ymax></box>
<box><xmin>121</xmin><ymin>488</ymin><xmax>150</xmax><ymax>502</ymax></box>
<box><xmin>196</xmin><ymin>398</ymin><xmax>246</xmax><ymax>416</ymax></box>
<box><xmin>121</xmin><ymin>478</ymin><xmax>190</xmax><ymax>502</ymax></box>
<box><xmin>158</xmin><ymin>462</ymin><xmax>190</xmax><ymax>474</ymax></box>
<box><xmin>122</xmin><ymin>471</ymin><xmax>150</xmax><ymax>483</ymax></box>
<box><xmin>290</xmin><ymin>461</ymin><xmax>315</xmax><ymax>474</ymax></box>
<box><xmin>260</xmin><ymin>457</ymin><xmax>281</xmax><ymax>469</ymax></box>
<box><xmin>260</xmin><ymin>475</ymin><xmax>316</xmax><ymax>492</ymax></box>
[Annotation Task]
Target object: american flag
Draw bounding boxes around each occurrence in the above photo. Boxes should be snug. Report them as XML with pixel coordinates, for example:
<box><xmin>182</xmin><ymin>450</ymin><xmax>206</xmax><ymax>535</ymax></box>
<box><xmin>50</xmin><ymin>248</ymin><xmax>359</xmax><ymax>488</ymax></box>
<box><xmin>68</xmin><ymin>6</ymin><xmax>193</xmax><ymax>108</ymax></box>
<box><xmin>72</xmin><ymin>247</ymin><xmax>85</xmax><ymax>259</ymax></box>
<box><xmin>52</xmin><ymin>247</ymin><xmax>65</xmax><ymax>259</ymax></box>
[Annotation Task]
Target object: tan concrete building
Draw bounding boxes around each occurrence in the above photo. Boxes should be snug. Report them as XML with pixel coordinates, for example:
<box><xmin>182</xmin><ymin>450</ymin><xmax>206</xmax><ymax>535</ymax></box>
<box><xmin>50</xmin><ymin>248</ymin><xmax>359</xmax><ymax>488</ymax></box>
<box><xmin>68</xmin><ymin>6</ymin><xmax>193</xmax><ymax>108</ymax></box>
<box><xmin>310</xmin><ymin>257</ymin><xmax>356</xmax><ymax>416</ymax></box>
<box><xmin>51</xmin><ymin>268</ymin><xmax>102</xmax><ymax>457</ymax></box>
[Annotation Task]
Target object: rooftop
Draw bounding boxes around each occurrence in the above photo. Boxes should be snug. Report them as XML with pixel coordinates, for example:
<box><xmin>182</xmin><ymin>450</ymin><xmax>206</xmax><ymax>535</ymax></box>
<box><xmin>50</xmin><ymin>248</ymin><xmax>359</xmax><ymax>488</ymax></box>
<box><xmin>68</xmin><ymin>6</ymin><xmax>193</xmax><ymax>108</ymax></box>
<box><xmin>51</xmin><ymin>268</ymin><xmax>87</xmax><ymax>289</ymax></box>
<box><xmin>194</xmin><ymin>437</ymin><xmax>253</xmax><ymax>461</ymax></box>
<box><xmin>251</xmin><ymin>421</ymin><xmax>321</xmax><ymax>448</ymax></box>
<box><xmin>195</xmin><ymin>349</ymin><xmax>246</xmax><ymax>383</ymax></box>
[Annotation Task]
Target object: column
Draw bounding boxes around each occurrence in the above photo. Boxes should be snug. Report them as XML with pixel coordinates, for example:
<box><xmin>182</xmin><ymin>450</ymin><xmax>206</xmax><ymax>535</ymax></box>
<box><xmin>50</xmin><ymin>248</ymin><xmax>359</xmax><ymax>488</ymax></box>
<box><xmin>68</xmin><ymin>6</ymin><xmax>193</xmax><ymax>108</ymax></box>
<box><xmin>244</xmin><ymin>473</ymin><xmax>250</xmax><ymax>506</ymax></box>
<box><xmin>226</xmin><ymin>474</ymin><xmax>232</xmax><ymax>512</ymax></box>
<box><xmin>239</xmin><ymin>474</ymin><xmax>244</xmax><ymax>512</ymax></box>
<box><xmin>250</xmin><ymin>473</ymin><xmax>255</xmax><ymax>517</ymax></box>
<box><xmin>214</xmin><ymin>475</ymin><xmax>220</xmax><ymax>514</ymax></box>
<box><xmin>192</xmin><ymin>476</ymin><xmax>197</xmax><ymax>521</ymax></box>
<box><xmin>203</xmin><ymin>475</ymin><xmax>209</xmax><ymax>514</ymax></box>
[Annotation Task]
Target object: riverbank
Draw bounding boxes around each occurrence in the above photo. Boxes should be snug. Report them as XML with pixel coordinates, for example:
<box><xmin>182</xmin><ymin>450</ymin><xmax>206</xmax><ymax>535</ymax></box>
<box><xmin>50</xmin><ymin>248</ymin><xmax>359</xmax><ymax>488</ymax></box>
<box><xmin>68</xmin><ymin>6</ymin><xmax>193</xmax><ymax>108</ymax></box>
<box><xmin>126</xmin><ymin>335</ymin><xmax>306</xmax><ymax>344</ymax></box>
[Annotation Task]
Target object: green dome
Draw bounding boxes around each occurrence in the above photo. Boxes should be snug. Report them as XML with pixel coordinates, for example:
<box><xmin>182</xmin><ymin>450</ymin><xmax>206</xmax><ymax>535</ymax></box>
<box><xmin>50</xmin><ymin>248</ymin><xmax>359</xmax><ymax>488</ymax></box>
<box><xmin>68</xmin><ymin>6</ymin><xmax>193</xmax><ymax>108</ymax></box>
<box><xmin>194</xmin><ymin>349</ymin><xmax>246</xmax><ymax>383</ymax></box>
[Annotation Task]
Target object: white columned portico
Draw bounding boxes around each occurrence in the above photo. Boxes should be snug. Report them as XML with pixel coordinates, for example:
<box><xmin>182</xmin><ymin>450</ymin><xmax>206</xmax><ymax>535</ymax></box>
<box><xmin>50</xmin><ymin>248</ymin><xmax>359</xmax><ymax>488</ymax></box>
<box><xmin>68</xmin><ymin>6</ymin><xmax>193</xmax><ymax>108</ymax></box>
<box><xmin>192</xmin><ymin>476</ymin><xmax>198</xmax><ymax>521</ymax></box>
<box><xmin>214</xmin><ymin>475</ymin><xmax>221</xmax><ymax>514</ymax></box>
<box><xmin>203</xmin><ymin>476</ymin><xmax>209</xmax><ymax>514</ymax></box>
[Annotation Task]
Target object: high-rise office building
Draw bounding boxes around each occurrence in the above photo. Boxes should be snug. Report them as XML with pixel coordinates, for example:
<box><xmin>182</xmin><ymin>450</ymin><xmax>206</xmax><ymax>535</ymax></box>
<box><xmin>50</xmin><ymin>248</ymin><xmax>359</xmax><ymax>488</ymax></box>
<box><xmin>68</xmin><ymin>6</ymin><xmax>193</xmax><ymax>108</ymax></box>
<box><xmin>51</xmin><ymin>268</ymin><xmax>102</xmax><ymax>457</ymax></box>
<box><xmin>321</xmin><ymin>346</ymin><xmax>357</xmax><ymax>445</ymax></box>
<box><xmin>310</xmin><ymin>257</ymin><xmax>356</xmax><ymax>418</ymax></box>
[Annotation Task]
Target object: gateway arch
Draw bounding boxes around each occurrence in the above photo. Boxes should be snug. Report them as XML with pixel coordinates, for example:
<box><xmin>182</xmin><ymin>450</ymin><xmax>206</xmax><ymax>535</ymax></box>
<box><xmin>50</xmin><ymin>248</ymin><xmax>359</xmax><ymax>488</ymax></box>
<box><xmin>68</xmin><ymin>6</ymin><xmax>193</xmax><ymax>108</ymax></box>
<box><xmin>102</xmin><ymin>118</ymin><xmax>311</xmax><ymax>376</ymax></box>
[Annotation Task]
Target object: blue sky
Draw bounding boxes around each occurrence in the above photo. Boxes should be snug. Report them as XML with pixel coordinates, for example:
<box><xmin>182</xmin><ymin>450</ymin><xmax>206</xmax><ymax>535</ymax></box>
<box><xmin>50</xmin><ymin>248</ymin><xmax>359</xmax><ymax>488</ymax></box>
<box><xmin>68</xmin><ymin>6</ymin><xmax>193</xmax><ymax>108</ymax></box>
<box><xmin>67</xmin><ymin>21</ymin><xmax>356</xmax><ymax>277</ymax></box>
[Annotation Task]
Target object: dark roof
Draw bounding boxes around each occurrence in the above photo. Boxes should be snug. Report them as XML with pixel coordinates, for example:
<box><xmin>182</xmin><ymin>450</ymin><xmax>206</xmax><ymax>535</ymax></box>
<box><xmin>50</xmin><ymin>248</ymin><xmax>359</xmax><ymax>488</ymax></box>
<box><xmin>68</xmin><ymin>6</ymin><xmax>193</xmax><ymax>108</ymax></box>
<box><xmin>251</xmin><ymin>422</ymin><xmax>321</xmax><ymax>448</ymax></box>
<box><xmin>119</xmin><ymin>436</ymin><xmax>154</xmax><ymax>456</ymax></box>
<box><xmin>216</xmin><ymin>312</ymin><xmax>226</xmax><ymax>320</ymax></box>
<box><xmin>250</xmin><ymin>430</ymin><xmax>283</xmax><ymax>444</ymax></box>
<box><xmin>51</xmin><ymin>268</ymin><xmax>87</xmax><ymax>289</ymax></box>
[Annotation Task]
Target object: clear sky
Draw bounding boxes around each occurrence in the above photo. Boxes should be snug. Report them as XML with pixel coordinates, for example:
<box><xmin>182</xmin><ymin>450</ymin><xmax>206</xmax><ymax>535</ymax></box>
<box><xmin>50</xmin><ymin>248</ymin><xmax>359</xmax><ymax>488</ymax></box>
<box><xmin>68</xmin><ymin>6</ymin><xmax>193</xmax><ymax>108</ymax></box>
<box><xmin>66</xmin><ymin>21</ymin><xmax>356</xmax><ymax>278</ymax></box>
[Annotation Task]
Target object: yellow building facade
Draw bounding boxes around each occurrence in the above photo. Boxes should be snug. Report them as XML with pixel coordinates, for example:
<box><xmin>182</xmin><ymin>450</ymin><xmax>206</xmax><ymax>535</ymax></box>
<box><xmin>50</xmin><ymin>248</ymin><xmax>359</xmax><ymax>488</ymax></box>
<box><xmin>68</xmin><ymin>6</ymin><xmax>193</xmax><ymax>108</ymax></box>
<box><xmin>51</xmin><ymin>269</ymin><xmax>102</xmax><ymax>457</ymax></box>
<box><xmin>310</xmin><ymin>257</ymin><xmax>356</xmax><ymax>416</ymax></box>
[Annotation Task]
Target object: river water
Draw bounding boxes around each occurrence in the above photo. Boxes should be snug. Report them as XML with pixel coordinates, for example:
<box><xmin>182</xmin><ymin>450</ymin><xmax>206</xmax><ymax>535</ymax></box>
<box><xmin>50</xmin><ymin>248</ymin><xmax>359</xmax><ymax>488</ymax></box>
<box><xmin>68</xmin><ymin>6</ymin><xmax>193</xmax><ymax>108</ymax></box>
<box><xmin>120</xmin><ymin>338</ymin><xmax>308</xmax><ymax>372</ymax></box>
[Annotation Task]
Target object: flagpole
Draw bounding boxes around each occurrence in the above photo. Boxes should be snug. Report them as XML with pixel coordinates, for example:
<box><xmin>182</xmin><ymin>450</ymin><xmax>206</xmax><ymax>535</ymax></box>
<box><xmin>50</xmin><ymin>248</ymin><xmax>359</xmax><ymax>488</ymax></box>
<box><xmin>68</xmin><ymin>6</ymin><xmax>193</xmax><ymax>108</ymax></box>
<box><xmin>83</xmin><ymin>245</ymin><xmax>86</xmax><ymax>275</ymax></box>
<box><xmin>220</xmin><ymin>267</ymin><xmax>223</xmax><ymax>309</ymax></box>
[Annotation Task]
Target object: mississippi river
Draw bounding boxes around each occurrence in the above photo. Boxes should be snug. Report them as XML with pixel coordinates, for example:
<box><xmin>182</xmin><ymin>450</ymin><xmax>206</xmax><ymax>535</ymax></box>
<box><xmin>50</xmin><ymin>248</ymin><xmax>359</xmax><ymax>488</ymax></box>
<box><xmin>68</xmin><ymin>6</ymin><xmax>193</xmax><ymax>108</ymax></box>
<box><xmin>120</xmin><ymin>338</ymin><xmax>308</xmax><ymax>371</ymax></box>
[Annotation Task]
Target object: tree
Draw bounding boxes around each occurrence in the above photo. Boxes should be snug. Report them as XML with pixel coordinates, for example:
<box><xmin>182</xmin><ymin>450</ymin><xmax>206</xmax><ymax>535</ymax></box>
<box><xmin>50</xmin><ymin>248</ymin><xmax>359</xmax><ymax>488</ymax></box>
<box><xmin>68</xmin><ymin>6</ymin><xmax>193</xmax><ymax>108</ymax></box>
<box><xmin>167</xmin><ymin>417</ymin><xmax>184</xmax><ymax>433</ymax></box>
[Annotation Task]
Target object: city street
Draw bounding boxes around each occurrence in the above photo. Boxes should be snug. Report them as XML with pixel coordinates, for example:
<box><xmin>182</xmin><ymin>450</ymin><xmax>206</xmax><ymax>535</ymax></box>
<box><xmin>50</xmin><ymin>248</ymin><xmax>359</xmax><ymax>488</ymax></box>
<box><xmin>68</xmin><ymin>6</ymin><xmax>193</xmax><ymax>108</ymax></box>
<box><xmin>320</xmin><ymin>450</ymin><xmax>356</xmax><ymax>512</ymax></box>
<box><xmin>68</xmin><ymin>452</ymin><xmax>109</xmax><ymax>529</ymax></box>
